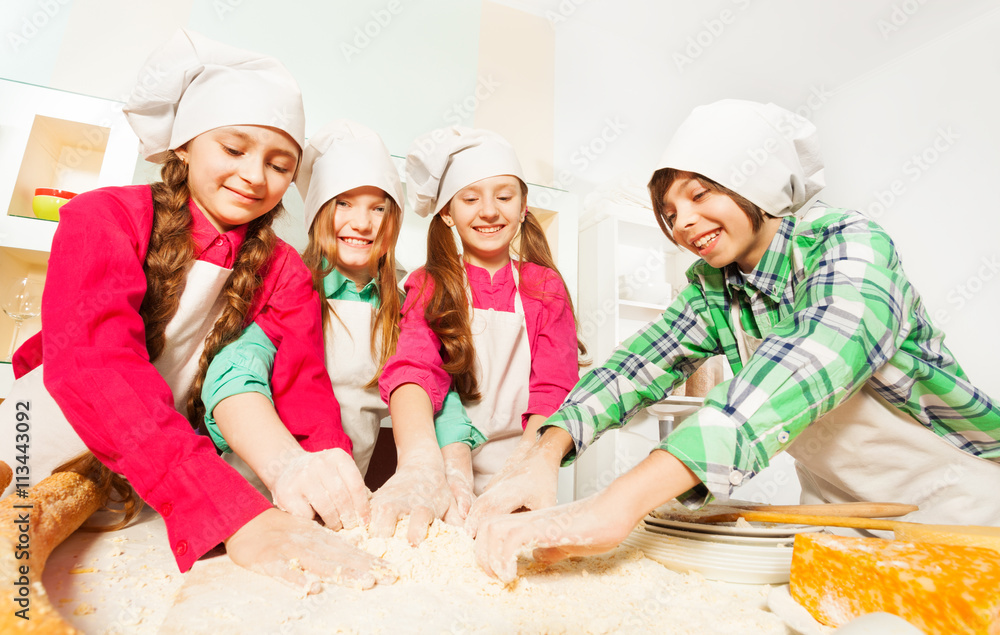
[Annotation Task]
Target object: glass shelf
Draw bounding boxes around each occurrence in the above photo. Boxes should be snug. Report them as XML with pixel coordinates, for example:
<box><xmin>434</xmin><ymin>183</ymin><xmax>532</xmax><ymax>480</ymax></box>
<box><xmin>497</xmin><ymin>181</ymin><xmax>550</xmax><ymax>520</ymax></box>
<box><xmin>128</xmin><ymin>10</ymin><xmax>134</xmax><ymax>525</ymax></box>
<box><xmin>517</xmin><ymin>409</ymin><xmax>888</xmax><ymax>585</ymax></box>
<box><xmin>0</xmin><ymin>77</ymin><xmax>140</xmax><ymax>238</ymax></box>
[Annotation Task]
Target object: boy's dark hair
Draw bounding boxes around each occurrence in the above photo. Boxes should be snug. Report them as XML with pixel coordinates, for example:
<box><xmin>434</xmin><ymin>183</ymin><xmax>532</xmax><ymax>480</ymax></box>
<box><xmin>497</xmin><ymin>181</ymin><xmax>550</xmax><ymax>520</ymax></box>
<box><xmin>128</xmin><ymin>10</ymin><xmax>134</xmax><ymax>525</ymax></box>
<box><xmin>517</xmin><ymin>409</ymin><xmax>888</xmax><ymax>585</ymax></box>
<box><xmin>647</xmin><ymin>168</ymin><xmax>769</xmax><ymax>244</ymax></box>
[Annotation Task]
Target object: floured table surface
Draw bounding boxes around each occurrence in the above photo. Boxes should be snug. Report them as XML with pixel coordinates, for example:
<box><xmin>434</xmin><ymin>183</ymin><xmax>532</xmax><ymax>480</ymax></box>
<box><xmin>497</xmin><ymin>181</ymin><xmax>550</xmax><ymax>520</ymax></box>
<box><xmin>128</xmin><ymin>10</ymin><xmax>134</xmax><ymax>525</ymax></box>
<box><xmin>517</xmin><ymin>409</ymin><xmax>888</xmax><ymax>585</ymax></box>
<box><xmin>43</xmin><ymin>509</ymin><xmax>792</xmax><ymax>634</ymax></box>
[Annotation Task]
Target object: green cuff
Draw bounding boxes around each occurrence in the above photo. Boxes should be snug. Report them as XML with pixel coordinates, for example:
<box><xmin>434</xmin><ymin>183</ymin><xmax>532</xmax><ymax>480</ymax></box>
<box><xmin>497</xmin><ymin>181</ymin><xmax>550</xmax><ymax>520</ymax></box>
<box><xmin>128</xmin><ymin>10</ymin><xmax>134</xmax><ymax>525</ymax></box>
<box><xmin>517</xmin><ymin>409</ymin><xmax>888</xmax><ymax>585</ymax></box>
<box><xmin>434</xmin><ymin>391</ymin><xmax>485</xmax><ymax>450</ymax></box>
<box><xmin>202</xmin><ymin>323</ymin><xmax>276</xmax><ymax>453</ymax></box>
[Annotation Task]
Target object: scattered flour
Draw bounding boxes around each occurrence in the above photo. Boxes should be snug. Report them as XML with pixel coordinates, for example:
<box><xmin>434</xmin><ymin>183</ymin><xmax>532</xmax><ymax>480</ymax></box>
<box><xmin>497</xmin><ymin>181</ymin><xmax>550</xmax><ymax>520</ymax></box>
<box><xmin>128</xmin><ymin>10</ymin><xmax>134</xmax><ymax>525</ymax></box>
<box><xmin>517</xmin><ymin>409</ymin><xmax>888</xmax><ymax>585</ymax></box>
<box><xmin>289</xmin><ymin>518</ymin><xmax>791</xmax><ymax>634</ymax></box>
<box><xmin>47</xmin><ymin>510</ymin><xmax>791</xmax><ymax>634</ymax></box>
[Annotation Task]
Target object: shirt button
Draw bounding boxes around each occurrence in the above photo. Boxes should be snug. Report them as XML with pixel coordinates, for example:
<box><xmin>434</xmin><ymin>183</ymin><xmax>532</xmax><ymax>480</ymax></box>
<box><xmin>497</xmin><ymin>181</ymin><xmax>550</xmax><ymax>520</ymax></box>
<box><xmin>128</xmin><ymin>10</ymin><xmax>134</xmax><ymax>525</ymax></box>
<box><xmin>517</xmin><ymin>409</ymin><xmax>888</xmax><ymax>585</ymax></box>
<box><xmin>214</xmin><ymin>237</ymin><xmax>225</xmax><ymax>247</ymax></box>
<box><xmin>175</xmin><ymin>541</ymin><xmax>188</xmax><ymax>557</ymax></box>
<box><xmin>729</xmin><ymin>471</ymin><xmax>744</xmax><ymax>485</ymax></box>
<box><xmin>161</xmin><ymin>502</ymin><xmax>173</xmax><ymax>517</ymax></box>
<box><xmin>777</xmin><ymin>430</ymin><xmax>790</xmax><ymax>444</ymax></box>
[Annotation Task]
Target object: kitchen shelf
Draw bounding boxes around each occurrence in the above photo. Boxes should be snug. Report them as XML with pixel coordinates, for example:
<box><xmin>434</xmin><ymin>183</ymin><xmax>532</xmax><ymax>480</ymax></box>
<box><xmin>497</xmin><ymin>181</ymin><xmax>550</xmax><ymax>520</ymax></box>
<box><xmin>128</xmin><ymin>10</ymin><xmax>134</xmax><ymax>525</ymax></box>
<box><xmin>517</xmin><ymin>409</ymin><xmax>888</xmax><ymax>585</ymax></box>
<box><xmin>574</xmin><ymin>205</ymin><xmax>698</xmax><ymax>499</ymax></box>
<box><xmin>0</xmin><ymin>79</ymin><xmax>139</xmax><ymax>400</ymax></box>
<box><xmin>617</xmin><ymin>299</ymin><xmax>667</xmax><ymax>312</ymax></box>
<box><xmin>0</xmin><ymin>246</ymin><xmax>47</xmax><ymax>366</ymax></box>
<box><xmin>0</xmin><ymin>78</ymin><xmax>140</xmax><ymax>251</ymax></box>
<box><xmin>8</xmin><ymin>114</ymin><xmax>110</xmax><ymax>220</ymax></box>
<box><xmin>645</xmin><ymin>396</ymin><xmax>704</xmax><ymax>420</ymax></box>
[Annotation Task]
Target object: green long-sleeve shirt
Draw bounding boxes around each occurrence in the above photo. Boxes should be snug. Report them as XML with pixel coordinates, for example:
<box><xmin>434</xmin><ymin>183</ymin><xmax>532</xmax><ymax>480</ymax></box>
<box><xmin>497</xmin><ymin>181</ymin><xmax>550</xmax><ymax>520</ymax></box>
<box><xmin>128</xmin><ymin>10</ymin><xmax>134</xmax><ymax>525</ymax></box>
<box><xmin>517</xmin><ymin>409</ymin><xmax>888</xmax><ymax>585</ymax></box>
<box><xmin>546</xmin><ymin>204</ymin><xmax>1000</xmax><ymax>505</ymax></box>
<box><xmin>202</xmin><ymin>267</ymin><xmax>471</xmax><ymax>452</ymax></box>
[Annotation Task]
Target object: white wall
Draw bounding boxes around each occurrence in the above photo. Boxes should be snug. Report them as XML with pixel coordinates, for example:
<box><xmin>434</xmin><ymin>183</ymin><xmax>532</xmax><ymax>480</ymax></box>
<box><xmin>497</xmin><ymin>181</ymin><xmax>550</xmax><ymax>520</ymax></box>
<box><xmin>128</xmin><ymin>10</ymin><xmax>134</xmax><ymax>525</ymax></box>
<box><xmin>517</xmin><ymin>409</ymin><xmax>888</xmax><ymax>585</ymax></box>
<box><xmin>544</xmin><ymin>0</ymin><xmax>1000</xmax><ymax>398</ymax></box>
<box><xmin>520</xmin><ymin>0</ymin><xmax>1000</xmax><ymax>503</ymax></box>
<box><xmin>1</xmin><ymin>0</ymin><xmax>485</xmax><ymax>258</ymax></box>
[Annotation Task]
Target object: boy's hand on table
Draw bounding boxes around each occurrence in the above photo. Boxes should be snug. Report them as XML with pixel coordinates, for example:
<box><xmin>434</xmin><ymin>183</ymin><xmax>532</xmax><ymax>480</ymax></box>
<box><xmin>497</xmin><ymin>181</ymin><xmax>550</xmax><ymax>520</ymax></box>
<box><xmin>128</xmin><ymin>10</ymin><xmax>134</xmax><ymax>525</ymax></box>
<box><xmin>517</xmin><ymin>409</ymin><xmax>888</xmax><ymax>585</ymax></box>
<box><xmin>474</xmin><ymin>448</ymin><xmax>702</xmax><ymax>583</ymax></box>
<box><xmin>369</xmin><ymin>452</ymin><xmax>453</xmax><ymax>545</ymax></box>
<box><xmin>226</xmin><ymin>508</ymin><xmax>396</xmax><ymax>592</ymax></box>
<box><xmin>270</xmin><ymin>448</ymin><xmax>371</xmax><ymax>531</ymax></box>
<box><xmin>473</xmin><ymin>493</ymin><xmax>636</xmax><ymax>584</ymax></box>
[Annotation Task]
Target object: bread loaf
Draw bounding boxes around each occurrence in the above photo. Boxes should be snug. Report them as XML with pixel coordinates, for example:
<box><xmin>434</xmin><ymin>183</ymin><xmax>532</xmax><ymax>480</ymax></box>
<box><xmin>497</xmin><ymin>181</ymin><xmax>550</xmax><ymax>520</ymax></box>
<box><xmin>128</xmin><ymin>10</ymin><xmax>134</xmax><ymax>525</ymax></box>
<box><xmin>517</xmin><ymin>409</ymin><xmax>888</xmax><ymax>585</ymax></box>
<box><xmin>0</xmin><ymin>471</ymin><xmax>105</xmax><ymax>634</ymax></box>
<box><xmin>0</xmin><ymin>460</ymin><xmax>11</xmax><ymax>492</ymax></box>
<box><xmin>790</xmin><ymin>532</ymin><xmax>1000</xmax><ymax>634</ymax></box>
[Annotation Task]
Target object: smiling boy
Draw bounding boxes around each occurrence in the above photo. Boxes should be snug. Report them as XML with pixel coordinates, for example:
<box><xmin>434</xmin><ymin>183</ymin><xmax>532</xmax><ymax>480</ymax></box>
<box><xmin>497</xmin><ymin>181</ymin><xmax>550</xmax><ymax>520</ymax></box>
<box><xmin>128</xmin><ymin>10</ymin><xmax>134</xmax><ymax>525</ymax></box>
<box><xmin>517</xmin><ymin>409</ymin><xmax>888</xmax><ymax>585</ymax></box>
<box><xmin>468</xmin><ymin>99</ymin><xmax>1000</xmax><ymax>582</ymax></box>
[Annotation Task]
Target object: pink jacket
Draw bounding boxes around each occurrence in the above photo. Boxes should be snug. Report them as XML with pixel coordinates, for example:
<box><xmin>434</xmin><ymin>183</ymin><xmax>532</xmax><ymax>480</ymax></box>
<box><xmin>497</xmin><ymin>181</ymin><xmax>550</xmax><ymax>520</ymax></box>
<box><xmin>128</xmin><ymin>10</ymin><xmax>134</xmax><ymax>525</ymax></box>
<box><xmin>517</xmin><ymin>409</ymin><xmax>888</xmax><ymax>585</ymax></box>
<box><xmin>379</xmin><ymin>261</ymin><xmax>579</xmax><ymax>427</ymax></box>
<box><xmin>14</xmin><ymin>185</ymin><xmax>348</xmax><ymax>571</ymax></box>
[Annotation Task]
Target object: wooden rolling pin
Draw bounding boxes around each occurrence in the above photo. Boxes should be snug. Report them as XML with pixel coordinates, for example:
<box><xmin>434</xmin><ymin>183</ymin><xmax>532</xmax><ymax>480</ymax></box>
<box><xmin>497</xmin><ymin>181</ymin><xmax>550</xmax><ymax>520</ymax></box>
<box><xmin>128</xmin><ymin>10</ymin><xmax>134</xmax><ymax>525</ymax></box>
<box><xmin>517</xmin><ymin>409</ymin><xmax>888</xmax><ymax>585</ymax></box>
<box><xmin>720</xmin><ymin>502</ymin><xmax>918</xmax><ymax>518</ymax></box>
<box><xmin>657</xmin><ymin>501</ymin><xmax>918</xmax><ymax>523</ymax></box>
<box><xmin>697</xmin><ymin>509</ymin><xmax>1000</xmax><ymax>553</ymax></box>
<box><xmin>0</xmin><ymin>464</ymin><xmax>106</xmax><ymax>634</ymax></box>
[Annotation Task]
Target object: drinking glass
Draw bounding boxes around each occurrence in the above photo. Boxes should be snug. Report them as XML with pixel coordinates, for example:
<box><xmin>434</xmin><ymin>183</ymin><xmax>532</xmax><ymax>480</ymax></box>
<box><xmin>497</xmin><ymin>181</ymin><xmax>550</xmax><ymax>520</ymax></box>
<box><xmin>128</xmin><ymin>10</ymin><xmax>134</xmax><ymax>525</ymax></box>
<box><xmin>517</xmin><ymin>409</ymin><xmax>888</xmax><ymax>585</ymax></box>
<box><xmin>2</xmin><ymin>277</ymin><xmax>44</xmax><ymax>362</ymax></box>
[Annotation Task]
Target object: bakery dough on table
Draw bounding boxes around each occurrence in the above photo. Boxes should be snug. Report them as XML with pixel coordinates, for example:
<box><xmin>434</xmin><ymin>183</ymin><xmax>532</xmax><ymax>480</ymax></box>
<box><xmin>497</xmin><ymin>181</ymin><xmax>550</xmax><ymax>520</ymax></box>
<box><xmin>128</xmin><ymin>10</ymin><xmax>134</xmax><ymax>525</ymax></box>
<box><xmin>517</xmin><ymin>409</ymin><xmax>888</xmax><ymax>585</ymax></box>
<box><xmin>29</xmin><ymin>512</ymin><xmax>793</xmax><ymax>634</ymax></box>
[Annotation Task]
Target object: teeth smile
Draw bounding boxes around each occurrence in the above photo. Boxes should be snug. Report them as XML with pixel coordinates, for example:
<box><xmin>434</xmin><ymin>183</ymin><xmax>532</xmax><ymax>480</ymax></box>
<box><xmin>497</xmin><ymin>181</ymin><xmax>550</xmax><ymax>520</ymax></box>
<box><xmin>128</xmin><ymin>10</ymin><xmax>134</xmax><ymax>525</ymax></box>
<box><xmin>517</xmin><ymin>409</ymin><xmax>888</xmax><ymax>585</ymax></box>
<box><xmin>476</xmin><ymin>226</ymin><xmax>503</xmax><ymax>234</ymax></box>
<box><xmin>694</xmin><ymin>230</ymin><xmax>721</xmax><ymax>249</ymax></box>
<box><xmin>341</xmin><ymin>237</ymin><xmax>371</xmax><ymax>246</ymax></box>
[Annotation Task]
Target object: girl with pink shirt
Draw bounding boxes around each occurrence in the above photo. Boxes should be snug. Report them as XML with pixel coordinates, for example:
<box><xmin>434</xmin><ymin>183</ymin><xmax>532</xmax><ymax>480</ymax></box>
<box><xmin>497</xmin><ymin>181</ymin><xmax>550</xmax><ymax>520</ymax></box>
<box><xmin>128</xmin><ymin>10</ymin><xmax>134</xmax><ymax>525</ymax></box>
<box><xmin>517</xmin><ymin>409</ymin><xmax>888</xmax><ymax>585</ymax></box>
<box><xmin>0</xmin><ymin>30</ymin><xmax>390</xmax><ymax>592</ymax></box>
<box><xmin>372</xmin><ymin>126</ymin><xmax>585</xmax><ymax>542</ymax></box>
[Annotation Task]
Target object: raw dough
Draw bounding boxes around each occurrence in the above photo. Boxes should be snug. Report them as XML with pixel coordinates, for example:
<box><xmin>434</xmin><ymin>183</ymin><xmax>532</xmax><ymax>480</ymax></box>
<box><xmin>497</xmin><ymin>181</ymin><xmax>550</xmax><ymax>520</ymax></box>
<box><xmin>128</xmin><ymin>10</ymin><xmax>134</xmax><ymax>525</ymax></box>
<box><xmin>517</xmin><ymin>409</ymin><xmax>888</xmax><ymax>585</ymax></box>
<box><xmin>52</xmin><ymin>512</ymin><xmax>790</xmax><ymax>634</ymax></box>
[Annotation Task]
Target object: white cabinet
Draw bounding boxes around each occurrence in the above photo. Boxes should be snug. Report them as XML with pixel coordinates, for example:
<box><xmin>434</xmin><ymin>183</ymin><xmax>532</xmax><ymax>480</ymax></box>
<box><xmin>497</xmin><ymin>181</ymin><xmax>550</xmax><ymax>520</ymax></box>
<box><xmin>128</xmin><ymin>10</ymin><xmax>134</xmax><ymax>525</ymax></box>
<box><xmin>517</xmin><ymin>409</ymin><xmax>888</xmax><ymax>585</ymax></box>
<box><xmin>0</xmin><ymin>79</ymin><xmax>140</xmax><ymax>396</ymax></box>
<box><xmin>573</xmin><ymin>203</ymin><xmax>697</xmax><ymax>499</ymax></box>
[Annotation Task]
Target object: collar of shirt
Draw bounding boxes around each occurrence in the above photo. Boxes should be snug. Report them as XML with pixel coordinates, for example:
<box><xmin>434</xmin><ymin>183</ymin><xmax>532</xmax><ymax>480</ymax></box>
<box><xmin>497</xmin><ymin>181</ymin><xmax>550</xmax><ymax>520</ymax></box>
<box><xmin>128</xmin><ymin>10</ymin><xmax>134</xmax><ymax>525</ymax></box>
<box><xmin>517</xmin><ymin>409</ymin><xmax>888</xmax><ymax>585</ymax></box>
<box><xmin>322</xmin><ymin>261</ymin><xmax>380</xmax><ymax>307</ymax></box>
<box><xmin>188</xmin><ymin>199</ymin><xmax>248</xmax><ymax>268</ymax></box>
<box><xmin>724</xmin><ymin>216</ymin><xmax>796</xmax><ymax>304</ymax></box>
<box><xmin>462</xmin><ymin>260</ymin><xmax>518</xmax><ymax>311</ymax></box>
<box><xmin>463</xmin><ymin>260</ymin><xmax>513</xmax><ymax>287</ymax></box>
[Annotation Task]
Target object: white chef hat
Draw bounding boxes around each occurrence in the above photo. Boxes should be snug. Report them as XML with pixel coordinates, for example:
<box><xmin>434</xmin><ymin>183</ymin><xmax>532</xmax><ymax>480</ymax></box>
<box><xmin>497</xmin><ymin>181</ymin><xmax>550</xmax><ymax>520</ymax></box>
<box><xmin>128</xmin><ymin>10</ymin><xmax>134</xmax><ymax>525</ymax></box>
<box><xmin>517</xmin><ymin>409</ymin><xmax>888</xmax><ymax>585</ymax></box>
<box><xmin>123</xmin><ymin>28</ymin><xmax>306</xmax><ymax>164</ymax></box>
<box><xmin>296</xmin><ymin>119</ymin><xmax>403</xmax><ymax>231</ymax></box>
<box><xmin>405</xmin><ymin>126</ymin><xmax>525</xmax><ymax>218</ymax></box>
<box><xmin>655</xmin><ymin>99</ymin><xmax>825</xmax><ymax>217</ymax></box>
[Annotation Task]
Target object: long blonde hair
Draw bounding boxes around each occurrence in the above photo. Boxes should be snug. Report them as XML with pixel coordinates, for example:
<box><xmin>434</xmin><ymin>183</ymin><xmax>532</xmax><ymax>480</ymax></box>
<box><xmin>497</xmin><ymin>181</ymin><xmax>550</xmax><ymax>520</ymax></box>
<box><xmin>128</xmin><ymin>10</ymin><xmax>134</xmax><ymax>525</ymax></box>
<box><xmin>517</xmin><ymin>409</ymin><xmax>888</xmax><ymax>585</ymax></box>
<box><xmin>422</xmin><ymin>181</ymin><xmax>587</xmax><ymax>401</ymax></box>
<box><xmin>300</xmin><ymin>194</ymin><xmax>403</xmax><ymax>388</ymax></box>
<box><xmin>56</xmin><ymin>150</ymin><xmax>285</xmax><ymax>529</ymax></box>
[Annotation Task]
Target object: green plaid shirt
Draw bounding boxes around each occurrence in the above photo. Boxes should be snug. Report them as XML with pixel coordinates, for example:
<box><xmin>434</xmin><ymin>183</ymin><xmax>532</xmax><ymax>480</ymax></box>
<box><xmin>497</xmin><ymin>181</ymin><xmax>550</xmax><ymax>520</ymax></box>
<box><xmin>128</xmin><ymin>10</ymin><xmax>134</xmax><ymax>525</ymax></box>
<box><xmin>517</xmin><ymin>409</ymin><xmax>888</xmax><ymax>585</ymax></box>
<box><xmin>549</xmin><ymin>205</ymin><xmax>1000</xmax><ymax>505</ymax></box>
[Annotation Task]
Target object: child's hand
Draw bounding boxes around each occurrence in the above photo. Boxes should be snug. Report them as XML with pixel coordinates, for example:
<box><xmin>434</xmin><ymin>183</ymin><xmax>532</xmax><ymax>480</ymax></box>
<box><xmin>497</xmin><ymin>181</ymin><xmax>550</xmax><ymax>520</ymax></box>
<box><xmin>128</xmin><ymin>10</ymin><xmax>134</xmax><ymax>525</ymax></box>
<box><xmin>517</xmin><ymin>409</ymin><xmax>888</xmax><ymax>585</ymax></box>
<box><xmin>226</xmin><ymin>508</ymin><xmax>396</xmax><ymax>593</ymax></box>
<box><xmin>369</xmin><ymin>452</ymin><xmax>452</xmax><ymax>545</ymax></box>
<box><xmin>441</xmin><ymin>442</ymin><xmax>475</xmax><ymax>525</ymax></box>
<box><xmin>473</xmin><ymin>494</ymin><xmax>636</xmax><ymax>584</ymax></box>
<box><xmin>464</xmin><ymin>435</ymin><xmax>561</xmax><ymax>537</ymax></box>
<box><xmin>270</xmin><ymin>448</ymin><xmax>371</xmax><ymax>530</ymax></box>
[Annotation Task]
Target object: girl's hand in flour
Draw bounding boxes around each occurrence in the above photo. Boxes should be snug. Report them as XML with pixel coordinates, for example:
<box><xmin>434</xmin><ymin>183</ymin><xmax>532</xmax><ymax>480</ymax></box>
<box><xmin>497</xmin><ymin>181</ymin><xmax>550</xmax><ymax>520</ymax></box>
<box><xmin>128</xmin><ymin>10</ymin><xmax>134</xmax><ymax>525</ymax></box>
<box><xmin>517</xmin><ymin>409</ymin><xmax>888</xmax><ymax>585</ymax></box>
<box><xmin>226</xmin><ymin>508</ymin><xmax>396</xmax><ymax>593</ymax></box>
<box><xmin>270</xmin><ymin>448</ymin><xmax>372</xmax><ymax>531</ymax></box>
<box><xmin>369</xmin><ymin>452</ymin><xmax>454</xmax><ymax>545</ymax></box>
<box><xmin>464</xmin><ymin>426</ymin><xmax>570</xmax><ymax>536</ymax></box>
<box><xmin>441</xmin><ymin>442</ymin><xmax>475</xmax><ymax>525</ymax></box>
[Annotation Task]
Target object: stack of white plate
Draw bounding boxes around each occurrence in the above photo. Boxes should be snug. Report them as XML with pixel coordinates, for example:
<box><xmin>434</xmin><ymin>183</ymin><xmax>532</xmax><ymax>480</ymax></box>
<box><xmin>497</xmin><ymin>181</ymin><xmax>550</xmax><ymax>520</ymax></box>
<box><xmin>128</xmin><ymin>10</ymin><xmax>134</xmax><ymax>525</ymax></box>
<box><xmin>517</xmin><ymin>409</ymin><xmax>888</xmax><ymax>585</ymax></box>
<box><xmin>623</xmin><ymin>515</ymin><xmax>824</xmax><ymax>585</ymax></box>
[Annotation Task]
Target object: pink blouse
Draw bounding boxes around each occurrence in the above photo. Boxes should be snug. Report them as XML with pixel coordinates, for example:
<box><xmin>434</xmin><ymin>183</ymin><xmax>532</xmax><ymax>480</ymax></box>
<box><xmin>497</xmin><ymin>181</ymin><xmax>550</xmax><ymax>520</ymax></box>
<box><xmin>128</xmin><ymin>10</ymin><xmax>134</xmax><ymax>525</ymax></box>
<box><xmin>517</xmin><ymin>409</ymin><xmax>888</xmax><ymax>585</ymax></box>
<box><xmin>13</xmin><ymin>185</ymin><xmax>349</xmax><ymax>572</ymax></box>
<box><xmin>379</xmin><ymin>261</ymin><xmax>579</xmax><ymax>427</ymax></box>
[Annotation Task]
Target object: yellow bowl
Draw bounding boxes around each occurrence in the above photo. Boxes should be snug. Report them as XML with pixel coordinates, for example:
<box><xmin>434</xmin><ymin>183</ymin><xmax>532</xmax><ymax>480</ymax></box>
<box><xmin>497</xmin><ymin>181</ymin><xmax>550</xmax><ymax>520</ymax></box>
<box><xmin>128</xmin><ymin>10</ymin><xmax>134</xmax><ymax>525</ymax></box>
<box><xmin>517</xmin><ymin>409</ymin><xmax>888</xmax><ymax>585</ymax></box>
<box><xmin>32</xmin><ymin>188</ymin><xmax>76</xmax><ymax>221</ymax></box>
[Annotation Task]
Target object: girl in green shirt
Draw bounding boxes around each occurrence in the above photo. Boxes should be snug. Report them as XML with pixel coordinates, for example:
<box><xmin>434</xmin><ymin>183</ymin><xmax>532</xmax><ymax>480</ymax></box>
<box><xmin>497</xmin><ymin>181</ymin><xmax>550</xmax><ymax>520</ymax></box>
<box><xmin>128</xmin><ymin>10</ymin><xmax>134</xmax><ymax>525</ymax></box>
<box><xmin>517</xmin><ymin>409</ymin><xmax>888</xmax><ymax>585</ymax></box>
<box><xmin>202</xmin><ymin>120</ymin><xmax>469</xmax><ymax>534</ymax></box>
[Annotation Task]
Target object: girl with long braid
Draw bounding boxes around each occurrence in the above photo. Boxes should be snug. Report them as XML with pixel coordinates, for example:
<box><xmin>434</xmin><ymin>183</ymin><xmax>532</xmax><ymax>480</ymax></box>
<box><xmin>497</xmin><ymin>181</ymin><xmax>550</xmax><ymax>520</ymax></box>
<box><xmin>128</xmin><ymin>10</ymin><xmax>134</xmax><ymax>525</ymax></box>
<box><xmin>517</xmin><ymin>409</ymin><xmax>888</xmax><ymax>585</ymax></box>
<box><xmin>0</xmin><ymin>30</ymin><xmax>391</xmax><ymax>592</ymax></box>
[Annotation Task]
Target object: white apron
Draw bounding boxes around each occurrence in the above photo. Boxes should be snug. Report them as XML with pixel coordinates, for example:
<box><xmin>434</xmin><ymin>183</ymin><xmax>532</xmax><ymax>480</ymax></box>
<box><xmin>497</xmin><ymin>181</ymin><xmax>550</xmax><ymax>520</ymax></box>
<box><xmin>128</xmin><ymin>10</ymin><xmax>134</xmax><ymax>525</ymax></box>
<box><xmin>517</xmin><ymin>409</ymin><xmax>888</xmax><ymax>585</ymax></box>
<box><xmin>729</xmin><ymin>303</ymin><xmax>1000</xmax><ymax>528</ymax></box>
<box><xmin>465</xmin><ymin>263</ymin><xmax>532</xmax><ymax>495</ymax></box>
<box><xmin>0</xmin><ymin>260</ymin><xmax>231</xmax><ymax>498</ymax></box>
<box><xmin>324</xmin><ymin>298</ymin><xmax>386</xmax><ymax>476</ymax></box>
